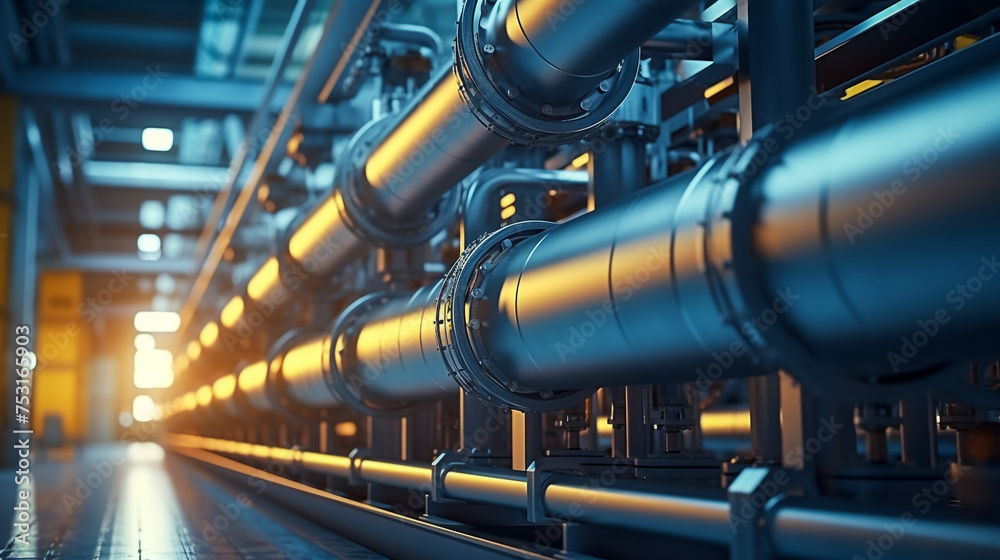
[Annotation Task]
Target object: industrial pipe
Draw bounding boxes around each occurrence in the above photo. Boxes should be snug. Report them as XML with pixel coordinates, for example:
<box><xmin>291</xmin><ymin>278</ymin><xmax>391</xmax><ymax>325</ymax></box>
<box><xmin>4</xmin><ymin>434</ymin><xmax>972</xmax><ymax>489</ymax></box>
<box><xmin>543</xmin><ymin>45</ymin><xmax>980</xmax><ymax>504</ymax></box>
<box><xmin>436</xmin><ymin>34</ymin><xmax>1000</xmax><ymax>404</ymax></box>
<box><xmin>277</xmin><ymin>0</ymin><xmax>697</xmax><ymax>279</ymax></box>
<box><xmin>197</xmin><ymin>21</ymin><xmax>1000</xmax><ymax>417</ymax></box>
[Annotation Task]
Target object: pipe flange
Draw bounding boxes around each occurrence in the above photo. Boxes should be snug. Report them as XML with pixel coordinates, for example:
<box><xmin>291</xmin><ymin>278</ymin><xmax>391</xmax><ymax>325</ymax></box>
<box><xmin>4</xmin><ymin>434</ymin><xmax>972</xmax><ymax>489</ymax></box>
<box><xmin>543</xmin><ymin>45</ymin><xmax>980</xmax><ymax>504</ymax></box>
<box><xmin>700</xmin><ymin>133</ymin><xmax>952</xmax><ymax>399</ymax></box>
<box><xmin>265</xmin><ymin>327</ymin><xmax>328</xmax><ymax>420</ymax></box>
<box><xmin>324</xmin><ymin>292</ymin><xmax>429</xmax><ymax>417</ymax></box>
<box><xmin>437</xmin><ymin>221</ymin><xmax>593</xmax><ymax>411</ymax></box>
<box><xmin>336</xmin><ymin>118</ymin><xmax>462</xmax><ymax>247</ymax></box>
<box><xmin>454</xmin><ymin>0</ymin><xmax>640</xmax><ymax>147</ymax></box>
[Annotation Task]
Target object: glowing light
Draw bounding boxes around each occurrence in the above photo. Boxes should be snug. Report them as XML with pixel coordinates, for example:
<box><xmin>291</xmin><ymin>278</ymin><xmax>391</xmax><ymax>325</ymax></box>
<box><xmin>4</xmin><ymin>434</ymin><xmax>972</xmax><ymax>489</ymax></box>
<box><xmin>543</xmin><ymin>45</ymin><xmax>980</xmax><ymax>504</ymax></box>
<box><xmin>213</xmin><ymin>374</ymin><xmax>237</xmax><ymax>401</ymax></box>
<box><xmin>133</xmin><ymin>395</ymin><xmax>157</xmax><ymax>422</ymax></box>
<box><xmin>182</xmin><ymin>392</ymin><xmax>198</xmax><ymax>411</ymax></box>
<box><xmin>137</xmin><ymin>233</ymin><xmax>161</xmax><ymax>253</ymax></box>
<box><xmin>220</xmin><ymin>295</ymin><xmax>244</xmax><ymax>328</ymax></box>
<box><xmin>500</xmin><ymin>193</ymin><xmax>516</xmax><ymax>208</ymax></box>
<box><xmin>134</xmin><ymin>348</ymin><xmax>174</xmax><ymax>389</ymax></box>
<box><xmin>288</xmin><ymin>197</ymin><xmax>338</xmax><ymax>263</ymax></box>
<box><xmin>134</xmin><ymin>311</ymin><xmax>181</xmax><ymax>333</ymax></box>
<box><xmin>141</xmin><ymin>128</ymin><xmax>174</xmax><ymax>151</ymax></box>
<box><xmin>501</xmin><ymin>205</ymin><xmax>517</xmax><ymax>220</ymax></box>
<box><xmin>247</xmin><ymin>257</ymin><xmax>281</xmax><ymax>301</ymax></box>
<box><xmin>174</xmin><ymin>354</ymin><xmax>189</xmax><ymax>375</ymax></box>
<box><xmin>334</xmin><ymin>422</ymin><xmax>357</xmax><ymax>437</ymax></box>
<box><xmin>571</xmin><ymin>153</ymin><xmax>591</xmax><ymax>168</ymax></box>
<box><xmin>134</xmin><ymin>333</ymin><xmax>156</xmax><ymax>350</ymax></box>
<box><xmin>196</xmin><ymin>385</ymin><xmax>213</xmax><ymax>407</ymax></box>
<box><xmin>126</xmin><ymin>442</ymin><xmax>165</xmax><ymax>462</ymax></box>
<box><xmin>119</xmin><ymin>411</ymin><xmax>134</xmax><ymax>428</ymax></box>
<box><xmin>186</xmin><ymin>340</ymin><xmax>202</xmax><ymax>361</ymax></box>
<box><xmin>199</xmin><ymin>321</ymin><xmax>219</xmax><ymax>348</ymax></box>
<box><xmin>704</xmin><ymin>76</ymin><xmax>735</xmax><ymax>99</ymax></box>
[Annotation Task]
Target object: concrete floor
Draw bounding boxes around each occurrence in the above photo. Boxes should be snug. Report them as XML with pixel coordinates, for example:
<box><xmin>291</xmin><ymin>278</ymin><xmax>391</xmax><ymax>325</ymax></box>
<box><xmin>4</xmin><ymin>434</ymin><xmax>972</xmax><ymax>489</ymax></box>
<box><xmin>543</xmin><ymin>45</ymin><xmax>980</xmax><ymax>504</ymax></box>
<box><xmin>0</xmin><ymin>443</ymin><xmax>386</xmax><ymax>559</ymax></box>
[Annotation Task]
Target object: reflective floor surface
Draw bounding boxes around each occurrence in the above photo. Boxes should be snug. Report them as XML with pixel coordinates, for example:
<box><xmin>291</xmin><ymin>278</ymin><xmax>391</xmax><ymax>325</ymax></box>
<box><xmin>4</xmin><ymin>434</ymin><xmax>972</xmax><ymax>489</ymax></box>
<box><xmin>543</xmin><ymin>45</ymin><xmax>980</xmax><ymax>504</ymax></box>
<box><xmin>0</xmin><ymin>443</ymin><xmax>386</xmax><ymax>559</ymax></box>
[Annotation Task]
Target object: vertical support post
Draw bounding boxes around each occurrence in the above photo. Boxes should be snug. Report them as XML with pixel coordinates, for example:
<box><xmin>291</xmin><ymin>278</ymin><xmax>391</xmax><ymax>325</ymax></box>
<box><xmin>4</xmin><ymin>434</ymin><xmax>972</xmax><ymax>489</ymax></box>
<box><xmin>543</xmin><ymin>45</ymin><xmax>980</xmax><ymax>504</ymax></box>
<box><xmin>625</xmin><ymin>386</ymin><xmax>649</xmax><ymax>459</ymax></box>
<box><xmin>738</xmin><ymin>0</ymin><xmax>816</xmax><ymax>463</ymax></box>
<box><xmin>736</xmin><ymin>0</ymin><xmax>816</xmax><ymax>141</ymax></box>
<box><xmin>900</xmin><ymin>393</ymin><xmax>938</xmax><ymax>467</ymax></box>
<box><xmin>460</xmin><ymin>390</ymin><xmax>509</xmax><ymax>453</ymax></box>
<box><xmin>512</xmin><ymin>410</ymin><xmax>544</xmax><ymax>471</ymax></box>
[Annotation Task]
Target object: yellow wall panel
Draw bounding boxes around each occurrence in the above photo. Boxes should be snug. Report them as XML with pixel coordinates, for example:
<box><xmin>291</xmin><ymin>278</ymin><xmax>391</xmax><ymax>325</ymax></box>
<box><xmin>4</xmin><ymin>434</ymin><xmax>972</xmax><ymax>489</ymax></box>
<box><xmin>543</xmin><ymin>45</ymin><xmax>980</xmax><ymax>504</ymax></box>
<box><xmin>38</xmin><ymin>272</ymin><xmax>83</xmax><ymax>320</ymax></box>
<box><xmin>33</xmin><ymin>369</ymin><xmax>82</xmax><ymax>440</ymax></box>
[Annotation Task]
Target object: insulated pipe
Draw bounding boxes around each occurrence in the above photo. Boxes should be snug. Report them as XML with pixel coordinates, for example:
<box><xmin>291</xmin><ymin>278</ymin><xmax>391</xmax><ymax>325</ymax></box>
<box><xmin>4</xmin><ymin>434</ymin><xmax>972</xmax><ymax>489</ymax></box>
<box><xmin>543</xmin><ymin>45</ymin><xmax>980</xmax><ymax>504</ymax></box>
<box><xmin>453</xmin><ymin>35</ymin><xmax>1000</xmax><ymax>400</ymax></box>
<box><xmin>280</xmin><ymin>0</ymin><xmax>696</xmax><ymax>279</ymax></box>
<box><xmin>338</xmin><ymin>285</ymin><xmax>456</xmax><ymax>406</ymax></box>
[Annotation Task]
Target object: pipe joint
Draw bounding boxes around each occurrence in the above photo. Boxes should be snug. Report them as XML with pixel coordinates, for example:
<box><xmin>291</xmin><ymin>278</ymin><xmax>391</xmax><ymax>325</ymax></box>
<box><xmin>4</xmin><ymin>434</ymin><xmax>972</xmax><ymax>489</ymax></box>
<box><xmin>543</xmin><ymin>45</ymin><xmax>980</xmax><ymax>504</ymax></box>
<box><xmin>454</xmin><ymin>0</ymin><xmax>639</xmax><ymax>146</ymax></box>
<box><xmin>437</xmin><ymin>221</ymin><xmax>593</xmax><ymax>411</ymax></box>
<box><xmin>326</xmin><ymin>292</ymin><xmax>431</xmax><ymax>417</ymax></box>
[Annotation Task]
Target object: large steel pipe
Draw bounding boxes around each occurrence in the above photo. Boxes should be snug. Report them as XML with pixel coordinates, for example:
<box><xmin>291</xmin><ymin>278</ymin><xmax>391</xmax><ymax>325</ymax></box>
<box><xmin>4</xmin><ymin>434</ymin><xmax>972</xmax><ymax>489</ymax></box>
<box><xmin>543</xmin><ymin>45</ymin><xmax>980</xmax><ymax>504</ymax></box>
<box><xmin>277</xmin><ymin>0</ymin><xmax>695</xmax><ymax>280</ymax></box>
<box><xmin>445</xmin><ymin>36</ymin><xmax>1000</xmax><ymax>404</ymax></box>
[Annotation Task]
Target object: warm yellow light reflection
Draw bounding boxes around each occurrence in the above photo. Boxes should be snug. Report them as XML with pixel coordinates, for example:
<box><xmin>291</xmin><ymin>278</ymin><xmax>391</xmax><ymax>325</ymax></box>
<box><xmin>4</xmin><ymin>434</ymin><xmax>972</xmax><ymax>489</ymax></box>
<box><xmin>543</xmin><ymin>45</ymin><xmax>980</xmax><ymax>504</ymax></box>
<box><xmin>247</xmin><ymin>257</ymin><xmax>281</xmax><ymax>301</ymax></box>
<box><xmin>500</xmin><ymin>192</ymin><xmax>516</xmax><ymax>208</ymax></box>
<box><xmin>288</xmin><ymin>197</ymin><xmax>338</xmax><ymax>263</ymax></box>
<box><xmin>704</xmin><ymin>76</ymin><xmax>735</xmax><ymax>99</ymax></box>
<box><xmin>500</xmin><ymin>206</ymin><xmax>517</xmax><ymax>220</ymax></box>
<box><xmin>199</xmin><ymin>321</ymin><xmax>219</xmax><ymax>348</ymax></box>
<box><xmin>186</xmin><ymin>340</ymin><xmax>202</xmax><ymax>361</ymax></box>
<box><xmin>174</xmin><ymin>355</ymin><xmax>189</xmax><ymax>376</ymax></box>
<box><xmin>334</xmin><ymin>422</ymin><xmax>357</xmax><ymax>437</ymax></box>
<box><xmin>196</xmin><ymin>385</ymin><xmax>213</xmax><ymax>407</ymax></box>
<box><xmin>182</xmin><ymin>392</ymin><xmax>198</xmax><ymax>411</ymax></box>
<box><xmin>281</xmin><ymin>337</ymin><xmax>325</xmax><ymax>383</ymax></box>
<box><xmin>700</xmin><ymin>409</ymin><xmax>752</xmax><ymax>436</ymax></box>
<box><xmin>841</xmin><ymin>79</ymin><xmax>883</xmax><ymax>101</ymax></box>
<box><xmin>237</xmin><ymin>361</ymin><xmax>268</xmax><ymax>394</ymax></box>
<box><xmin>220</xmin><ymin>295</ymin><xmax>244</xmax><ymax>328</ymax></box>
<box><xmin>571</xmin><ymin>153</ymin><xmax>591</xmax><ymax>169</ymax></box>
<box><xmin>213</xmin><ymin>374</ymin><xmax>237</xmax><ymax>401</ymax></box>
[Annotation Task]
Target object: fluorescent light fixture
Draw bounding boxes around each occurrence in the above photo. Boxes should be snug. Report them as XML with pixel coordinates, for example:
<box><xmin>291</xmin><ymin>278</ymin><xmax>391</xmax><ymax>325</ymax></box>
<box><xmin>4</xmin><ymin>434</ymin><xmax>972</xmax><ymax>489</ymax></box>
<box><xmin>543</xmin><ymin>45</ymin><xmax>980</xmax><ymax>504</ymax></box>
<box><xmin>134</xmin><ymin>311</ymin><xmax>181</xmax><ymax>333</ymax></box>
<box><xmin>134</xmin><ymin>333</ymin><xmax>156</xmax><ymax>350</ymax></box>
<box><xmin>133</xmin><ymin>395</ymin><xmax>156</xmax><ymax>422</ymax></box>
<box><xmin>137</xmin><ymin>233</ymin><xmax>161</xmax><ymax>253</ymax></box>
<box><xmin>141</xmin><ymin>128</ymin><xmax>174</xmax><ymax>151</ymax></box>
<box><xmin>134</xmin><ymin>348</ymin><xmax>174</xmax><ymax>389</ymax></box>
<box><xmin>139</xmin><ymin>200</ymin><xmax>165</xmax><ymax>229</ymax></box>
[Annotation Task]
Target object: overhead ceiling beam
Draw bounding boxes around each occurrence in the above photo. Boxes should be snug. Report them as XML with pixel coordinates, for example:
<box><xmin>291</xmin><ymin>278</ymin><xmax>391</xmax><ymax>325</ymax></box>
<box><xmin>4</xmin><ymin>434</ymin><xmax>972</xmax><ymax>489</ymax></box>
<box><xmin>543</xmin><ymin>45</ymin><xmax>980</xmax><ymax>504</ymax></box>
<box><xmin>38</xmin><ymin>254</ymin><xmax>197</xmax><ymax>275</ymax></box>
<box><xmin>9</xmin><ymin>67</ymin><xmax>291</xmax><ymax>113</ymax></box>
<box><xmin>83</xmin><ymin>161</ymin><xmax>228</xmax><ymax>191</ymax></box>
